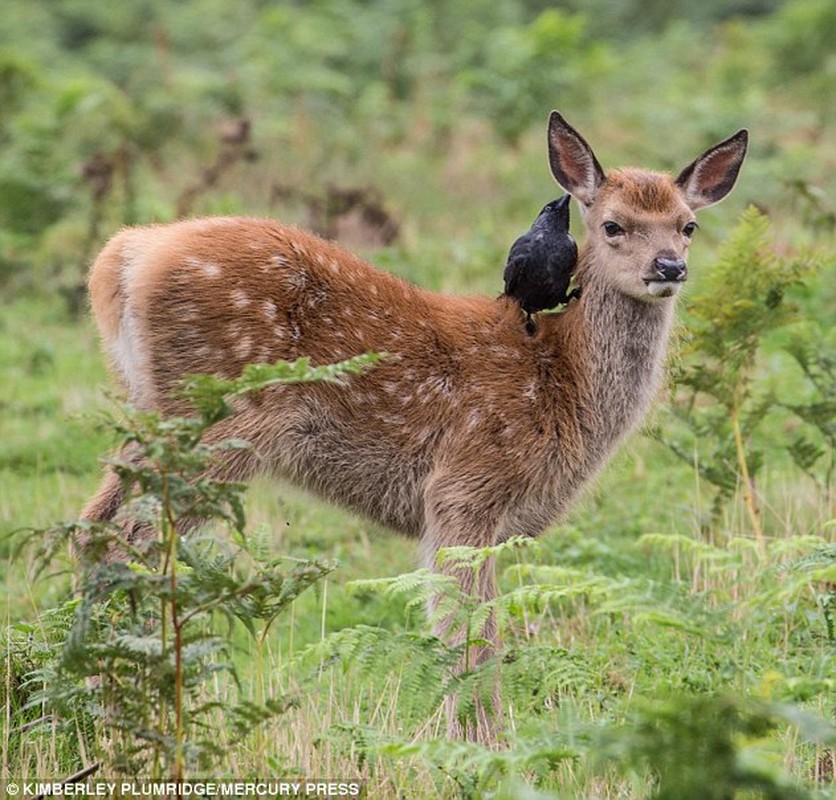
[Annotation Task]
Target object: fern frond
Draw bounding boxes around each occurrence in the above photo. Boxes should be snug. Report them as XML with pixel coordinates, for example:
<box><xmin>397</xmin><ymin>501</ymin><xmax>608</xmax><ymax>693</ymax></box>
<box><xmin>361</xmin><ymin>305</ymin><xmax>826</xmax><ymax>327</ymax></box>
<box><xmin>436</xmin><ymin>536</ymin><xmax>540</xmax><ymax>571</ymax></box>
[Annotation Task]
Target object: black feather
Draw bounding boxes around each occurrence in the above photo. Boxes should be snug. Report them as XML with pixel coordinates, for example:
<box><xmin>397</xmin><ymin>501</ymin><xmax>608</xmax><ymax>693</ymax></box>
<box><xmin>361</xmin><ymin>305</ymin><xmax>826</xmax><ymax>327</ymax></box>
<box><xmin>503</xmin><ymin>194</ymin><xmax>580</xmax><ymax>333</ymax></box>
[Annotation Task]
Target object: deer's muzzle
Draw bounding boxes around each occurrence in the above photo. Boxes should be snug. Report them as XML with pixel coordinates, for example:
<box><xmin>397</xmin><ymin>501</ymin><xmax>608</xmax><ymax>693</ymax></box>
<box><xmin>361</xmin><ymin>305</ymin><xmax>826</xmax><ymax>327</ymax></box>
<box><xmin>643</xmin><ymin>256</ymin><xmax>687</xmax><ymax>297</ymax></box>
<box><xmin>652</xmin><ymin>257</ymin><xmax>687</xmax><ymax>283</ymax></box>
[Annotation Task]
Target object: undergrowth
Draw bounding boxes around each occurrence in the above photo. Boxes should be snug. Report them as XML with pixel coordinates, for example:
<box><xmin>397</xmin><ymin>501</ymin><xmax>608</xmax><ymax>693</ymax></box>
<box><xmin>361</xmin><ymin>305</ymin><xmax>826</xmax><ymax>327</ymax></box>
<box><xmin>2</xmin><ymin>211</ymin><xmax>834</xmax><ymax>797</ymax></box>
<box><xmin>5</xmin><ymin>353</ymin><xmax>381</xmax><ymax>780</ymax></box>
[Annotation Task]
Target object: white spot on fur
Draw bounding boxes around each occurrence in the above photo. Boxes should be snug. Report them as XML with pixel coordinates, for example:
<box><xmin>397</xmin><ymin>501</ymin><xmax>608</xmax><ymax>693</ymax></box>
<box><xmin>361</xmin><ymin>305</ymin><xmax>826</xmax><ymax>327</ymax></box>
<box><xmin>271</xmin><ymin>253</ymin><xmax>290</xmax><ymax>269</ymax></box>
<box><xmin>234</xmin><ymin>335</ymin><xmax>254</xmax><ymax>361</ymax></box>
<box><xmin>184</xmin><ymin>257</ymin><xmax>221</xmax><ymax>279</ymax></box>
<box><xmin>328</xmin><ymin>259</ymin><xmax>340</xmax><ymax>274</ymax></box>
<box><xmin>466</xmin><ymin>409</ymin><xmax>482</xmax><ymax>430</ymax></box>
<box><xmin>418</xmin><ymin>375</ymin><xmax>453</xmax><ymax>397</ymax></box>
<box><xmin>501</xmin><ymin>423</ymin><xmax>518</xmax><ymax>439</ymax></box>
<box><xmin>369</xmin><ymin>284</ymin><xmax>379</xmax><ymax>297</ymax></box>
<box><xmin>232</xmin><ymin>289</ymin><xmax>251</xmax><ymax>308</ymax></box>
<box><xmin>354</xmin><ymin>392</ymin><xmax>374</xmax><ymax>406</ymax></box>
<box><xmin>263</xmin><ymin>300</ymin><xmax>278</xmax><ymax>320</ymax></box>
<box><xmin>274</xmin><ymin>325</ymin><xmax>286</xmax><ymax>340</ymax></box>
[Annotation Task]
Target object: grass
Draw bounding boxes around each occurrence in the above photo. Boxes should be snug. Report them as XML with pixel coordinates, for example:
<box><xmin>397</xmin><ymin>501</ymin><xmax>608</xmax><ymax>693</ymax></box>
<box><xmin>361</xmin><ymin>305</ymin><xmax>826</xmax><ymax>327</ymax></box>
<box><xmin>1</xmin><ymin>256</ymin><xmax>833</xmax><ymax>797</ymax></box>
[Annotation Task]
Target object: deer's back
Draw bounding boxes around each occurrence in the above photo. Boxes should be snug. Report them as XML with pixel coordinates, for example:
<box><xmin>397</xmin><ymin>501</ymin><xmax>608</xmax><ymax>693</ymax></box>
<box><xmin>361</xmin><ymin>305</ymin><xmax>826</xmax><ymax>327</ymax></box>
<box><xmin>89</xmin><ymin>216</ymin><xmax>583</xmax><ymax>535</ymax></box>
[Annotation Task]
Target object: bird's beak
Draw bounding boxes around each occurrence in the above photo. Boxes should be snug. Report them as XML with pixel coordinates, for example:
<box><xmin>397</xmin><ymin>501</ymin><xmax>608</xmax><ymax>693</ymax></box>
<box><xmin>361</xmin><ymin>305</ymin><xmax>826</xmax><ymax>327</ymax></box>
<box><xmin>554</xmin><ymin>193</ymin><xmax>572</xmax><ymax>229</ymax></box>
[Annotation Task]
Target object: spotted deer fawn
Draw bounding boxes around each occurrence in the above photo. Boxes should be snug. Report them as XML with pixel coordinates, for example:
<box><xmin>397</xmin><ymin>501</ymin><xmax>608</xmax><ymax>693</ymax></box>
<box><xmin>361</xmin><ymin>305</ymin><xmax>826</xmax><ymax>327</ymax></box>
<box><xmin>81</xmin><ymin>112</ymin><xmax>748</xmax><ymax>741</ymax></box>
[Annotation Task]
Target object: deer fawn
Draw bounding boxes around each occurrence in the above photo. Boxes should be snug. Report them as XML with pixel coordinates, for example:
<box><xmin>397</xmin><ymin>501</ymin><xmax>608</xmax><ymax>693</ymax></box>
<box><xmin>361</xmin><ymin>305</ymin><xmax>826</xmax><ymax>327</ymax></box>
<box><xmin>81</xmin><ymin>112</ymin><xmax>748</xmax><ymax>741</ymax></box>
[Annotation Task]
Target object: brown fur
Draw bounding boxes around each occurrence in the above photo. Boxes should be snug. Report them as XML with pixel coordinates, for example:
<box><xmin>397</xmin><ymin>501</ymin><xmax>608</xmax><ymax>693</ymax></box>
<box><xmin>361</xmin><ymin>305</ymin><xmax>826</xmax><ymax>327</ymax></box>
<box><xmin>81</xmin><ymin>113</ymin><xmax>748</xmax><ymax>742</ymax></box>
<box><xmin>604</xmin><ymin>168</ymin><xmax>683</xmax><ymax>214</ymax></box>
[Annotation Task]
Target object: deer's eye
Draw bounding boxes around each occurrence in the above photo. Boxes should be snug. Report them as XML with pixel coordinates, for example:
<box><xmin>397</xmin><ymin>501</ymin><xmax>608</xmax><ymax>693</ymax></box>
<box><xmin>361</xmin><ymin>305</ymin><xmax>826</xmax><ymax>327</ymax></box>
<box><xmin>683</xmin><ymin>221</ymin><xmax>698</xmax><ymax>237</ymax></box>
<box><xmin>603</xmin><ymin>221</ymin><xmax>625</xmax><ymax>237</ymax></box>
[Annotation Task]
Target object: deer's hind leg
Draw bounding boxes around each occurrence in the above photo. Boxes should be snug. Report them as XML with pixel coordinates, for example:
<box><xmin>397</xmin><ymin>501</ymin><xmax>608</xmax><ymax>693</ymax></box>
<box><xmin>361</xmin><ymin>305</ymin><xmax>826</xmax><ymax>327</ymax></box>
<box><xmin>75</xmin><ymin>444</ymin><xmax>142</xmax><ymax>564</ymax></box>
<box><xmin>80</xmin><ymin>467</ymin><xmax>126</xmax><ymax>526</ymax></box>
<box><xmin>76</xmin><ymin>411</ymin><xmax>266</xmax><ymax>564</ymax></box>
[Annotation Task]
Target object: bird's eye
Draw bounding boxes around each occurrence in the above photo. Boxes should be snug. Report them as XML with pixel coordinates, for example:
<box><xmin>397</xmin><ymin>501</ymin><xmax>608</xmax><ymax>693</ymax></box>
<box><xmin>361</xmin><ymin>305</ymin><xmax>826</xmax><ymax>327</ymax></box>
<box><xmin>683</xmin><ymin>221</ymin><xmax>698</xmax><ymax>237</ymax></box>
<box><xmin>603</xmin><ymin>221</ymin><xmax>625</xmax><ymax>237</ymax></box>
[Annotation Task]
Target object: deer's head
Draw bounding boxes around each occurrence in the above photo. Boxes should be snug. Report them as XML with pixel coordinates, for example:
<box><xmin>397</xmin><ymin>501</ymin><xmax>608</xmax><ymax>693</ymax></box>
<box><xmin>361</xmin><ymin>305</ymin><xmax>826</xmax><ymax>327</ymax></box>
<box><xmin>547</xmin><ymin>112</ymin><xmax>748</xmax><ymax>301</ymax></box>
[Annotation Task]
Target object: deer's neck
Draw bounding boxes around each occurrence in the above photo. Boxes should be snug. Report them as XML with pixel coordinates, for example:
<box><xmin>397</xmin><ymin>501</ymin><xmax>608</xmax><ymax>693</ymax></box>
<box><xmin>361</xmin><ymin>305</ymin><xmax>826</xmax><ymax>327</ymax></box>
<box><xmin>562</xmin><ymin>270</ymin><xmax>676</xmax><ymax>462</ymax></box>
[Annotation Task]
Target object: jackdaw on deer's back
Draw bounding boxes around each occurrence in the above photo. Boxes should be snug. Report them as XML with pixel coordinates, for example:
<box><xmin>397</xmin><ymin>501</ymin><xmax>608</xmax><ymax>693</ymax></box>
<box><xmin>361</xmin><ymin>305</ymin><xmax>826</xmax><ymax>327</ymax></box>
<box><xmin>503</xmin><ymin>193</ymin><xmax>580</xmax><ymax>334</ymax></box>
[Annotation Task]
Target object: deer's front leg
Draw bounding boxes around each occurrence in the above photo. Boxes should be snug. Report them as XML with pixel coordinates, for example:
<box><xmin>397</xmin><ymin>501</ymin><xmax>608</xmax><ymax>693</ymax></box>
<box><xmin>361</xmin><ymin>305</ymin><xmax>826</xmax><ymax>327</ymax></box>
<box><xmin>423</xmin><ymin>479</ymin><xmax>504</xmax><ymax>744</ymax></box>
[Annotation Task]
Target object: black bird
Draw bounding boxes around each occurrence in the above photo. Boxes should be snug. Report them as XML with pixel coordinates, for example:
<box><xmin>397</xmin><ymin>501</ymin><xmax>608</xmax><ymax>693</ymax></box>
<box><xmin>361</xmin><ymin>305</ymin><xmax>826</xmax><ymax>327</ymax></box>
<box><xmin>503</xmin><ymin>194</ymin><xmax>580</xmax><ymax>335</ymax></box>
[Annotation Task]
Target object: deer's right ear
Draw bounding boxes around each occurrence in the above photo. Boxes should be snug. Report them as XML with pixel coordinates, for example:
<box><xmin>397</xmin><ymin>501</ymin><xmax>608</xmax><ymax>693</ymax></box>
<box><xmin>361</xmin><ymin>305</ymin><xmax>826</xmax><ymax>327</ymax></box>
<box><xmin>675</xmin><ymin>129</ymin><xmax>749</xmax><ymax>210</ymax></box>
<box><xmin>547</xmin><ymin>111</ymin><xmax>606</xmax><ymax>208</ymax></box>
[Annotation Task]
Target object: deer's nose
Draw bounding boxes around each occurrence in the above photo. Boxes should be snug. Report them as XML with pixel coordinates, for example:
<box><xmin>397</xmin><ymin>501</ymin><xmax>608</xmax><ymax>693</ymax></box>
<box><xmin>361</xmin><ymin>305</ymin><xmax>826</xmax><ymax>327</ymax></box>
<box><xmin>653</xmin><ymin>257</ymin><xmax>687</xmax><ymax>282</ymax></box>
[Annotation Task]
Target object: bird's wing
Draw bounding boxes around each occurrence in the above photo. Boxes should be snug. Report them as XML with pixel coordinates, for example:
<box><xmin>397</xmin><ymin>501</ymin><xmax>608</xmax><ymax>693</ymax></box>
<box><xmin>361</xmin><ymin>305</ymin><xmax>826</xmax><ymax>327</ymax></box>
<box><xmin>503</xmin><ymin>247</ymin><xmax>531</xmax><ymax>294</ymax></box>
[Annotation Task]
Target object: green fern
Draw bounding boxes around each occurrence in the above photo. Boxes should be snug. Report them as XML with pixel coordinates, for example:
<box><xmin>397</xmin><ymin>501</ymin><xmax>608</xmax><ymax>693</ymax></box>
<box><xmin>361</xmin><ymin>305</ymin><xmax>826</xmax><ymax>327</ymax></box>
<box><xmin>656</xmin><ymin>207</ymin><xmax>825</xmax><ymax>527</ymax></box>
<box><xmin>779</xmin><ymin>322</ymin><xmax>836</xmax><ymax>490</ymax></box>
<box><xmin>436</xmin><ymin>535</ymin><xmax>541</xmax><ymax>571</ymax></box>
<box><xmin>595</xmin><ymin>694</ymin><xmax>835</xmax><ymax>800</ymax></box>
<box><xmin>17</xmin><ymin>354</ymin><xmax>374</xmax><ymax>778</ymax></box>
<box><xmin>302</xmin><ymin>624</ymin><xmax>456</xmax><ymax>724</ymax></box>
<box><xmin>181</xmin><ymin>353</ymin><xmax>384</xmax><ymax>423</ymax></box>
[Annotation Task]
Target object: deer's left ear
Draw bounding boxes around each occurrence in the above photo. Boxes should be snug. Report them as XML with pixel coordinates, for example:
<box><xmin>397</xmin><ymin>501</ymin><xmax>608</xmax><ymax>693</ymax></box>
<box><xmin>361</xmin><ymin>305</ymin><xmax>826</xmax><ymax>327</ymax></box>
<box><xmin>547</xmin><ymin>111</ymin><xmax>606</xmax><ymax>208</ymax></box>
<box><xmin>676</xmin><ymin>129</ymin><xmax>749</xmax><ymax>210</ymax></box>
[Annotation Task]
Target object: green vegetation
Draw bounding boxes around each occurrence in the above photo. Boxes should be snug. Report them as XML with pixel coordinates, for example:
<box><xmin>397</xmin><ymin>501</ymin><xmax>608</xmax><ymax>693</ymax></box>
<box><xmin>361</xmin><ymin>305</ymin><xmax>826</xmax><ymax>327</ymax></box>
<box><xmin>31</xmin><ymin>357</ymin><xmax>378</xmax><ymax>779</ymax></box>
<box><xmin>1</xmin><ymin>0</ymin><xmax>834</xmax><ymax>797</ymax></box>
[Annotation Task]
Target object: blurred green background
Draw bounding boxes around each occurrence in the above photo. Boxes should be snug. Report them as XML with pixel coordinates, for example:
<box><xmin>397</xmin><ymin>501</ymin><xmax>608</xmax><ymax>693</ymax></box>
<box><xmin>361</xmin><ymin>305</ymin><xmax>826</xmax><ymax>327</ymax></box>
<box><xmin>1</xmin><ymin>2</ymin><xmax>834</xmax><ymax>796</ymax></box>
<box><xmin>0</xmin><ymin>0</ymin><xmax>833</xmax><ymax>301</ymax></box>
